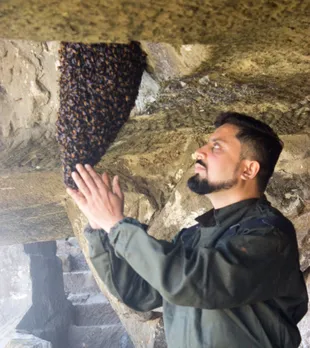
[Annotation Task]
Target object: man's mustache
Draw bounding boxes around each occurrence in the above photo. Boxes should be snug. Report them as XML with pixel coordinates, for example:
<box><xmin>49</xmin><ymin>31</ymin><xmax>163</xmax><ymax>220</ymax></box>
<box><xmin>196</xmin><ymin>160</ymin><xmax>206</xmax><ymax>169</ymax></box>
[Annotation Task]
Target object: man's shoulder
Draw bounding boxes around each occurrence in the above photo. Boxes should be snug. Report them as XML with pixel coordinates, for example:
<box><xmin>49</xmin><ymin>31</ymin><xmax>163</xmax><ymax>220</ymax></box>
<box><xmin>258</xmin><ymin>199</ymin><xmax>295</xmax><ymax>230</ymax></box>
<box><xmin>235</xmin><ymin>200</ymin><xmax>296</xmax><ymax>241</ymax></box>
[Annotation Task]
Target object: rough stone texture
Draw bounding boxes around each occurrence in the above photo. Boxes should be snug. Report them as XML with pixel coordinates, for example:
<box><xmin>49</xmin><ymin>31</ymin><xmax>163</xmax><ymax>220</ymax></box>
<box><xmin>0</xmin><ymin>6</ymin><xmax>310</xmax><ymax>344</ymax></box>
<box><xmin>5</xmin><ymin>333</ymin><xmax>52</xmax><ymax>348</ymax></box>
<box><xmin>141</xmin><ymin>42</ymin><xmax>211</xmax><ymax>81</ymax></box>
<box><xmin>0</xmin><ymin>245</ymin><xmax>32</xmax><ymax>348</ymax></box>
<box><xmin>1</xmin><ymin>32</ymin><xmax>310</xmax><ymax>240</ymax></box>
<box><xmin>68</xmin><ymin>325</ymin><xmax>133</xmax><ymax>348</ymax></box>
<box><xmin>0</xmin><ymin>40</ymin><xmax>61</xmax><ymax>176</ymax></box>
<box><xmin>0</xmin><ymin>0</ymin><xmax>310</xmax><ymax>50</ymax></box>
<box><xmin>298</xmin><ymin>270</ymin><xmax>310</xmax><ymax>348</ymax></box>
<box><xmin>16</xmin><ymin>241</ymin><xmax>73</xmax><ymax>348</ymax></box>
<box><xmin>0</xmin><ymin>172</ymin><xmax>73</xmax><ymax>246</ymax></box>
<box><xmin>63</xmin><ymin>270</ymin><xmax>100</xmax><ymax>294</ymax></box>
<box><xmin>57</xmin><ymin>238</ymin><xmax>89</xmax><ymax>272</ymax></box>
<box><xmin>0</xmin><ymin>40</ymin><xmax>59</xmax><ymax>138</ymax></box>
<box><xmin>133</xmin><ymin>71</ymin><xmax>160</xmax><ymax>115</ymax></box>
<box><xmin>58</xmin><ymin>239</ymin><xmax>134</xmax><ymax>348</ymax></box>
<box><xmin>0</xmin><ymin>39</ymin><xmax>71</xmax><ymax>246</ymax></box>
<box><xmin>291</xmin><ymin>211</ymin><xmax>310</xmax><ymax>273</ymax></box>
<box><xmin>0</xmin><ymin>241</ymin><xmax>73</xmax><ymax>348</ymax></box>
<box><xmin>73</xmin><ymin>302</ymin><xmax>121</xmax><ymax>326</ymax></box>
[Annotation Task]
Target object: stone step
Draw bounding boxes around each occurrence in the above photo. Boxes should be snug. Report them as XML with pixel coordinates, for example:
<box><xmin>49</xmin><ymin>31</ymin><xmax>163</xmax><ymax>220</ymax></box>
<box><xmin>74</xmin><ymin>302</ymin><xmax>121</xmax><ymax>326</ymax></box>
<box><xmin>68</xmin><ymin>292</ymin><xmax>108</xmax><ymax>305</ymax></box>
<box><xmin>63</xmin><ymin>271</ymin><xmax>100</xmax><ymax>294</ymax></box>
<box><xmin>57</xmin><ymin>238</ymin><xmax>89</xmax><ymax>272</ymax></box>
<box><xmin>70</xmin><ymin>253</ymin><xmax>89</xmax><ymax>271</ymax></box>
<box><xmin>68</xmin><ymin>325</ymin><xmax>134</xmax><ymax>348</ymax></box>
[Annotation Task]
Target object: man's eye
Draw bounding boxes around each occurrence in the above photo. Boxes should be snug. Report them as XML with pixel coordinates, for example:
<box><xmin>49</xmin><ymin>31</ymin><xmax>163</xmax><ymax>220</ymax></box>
<box><xmin>212</xmin><ymin>144</ymin><xmax>221</xmax><ymax>151</ymax></box>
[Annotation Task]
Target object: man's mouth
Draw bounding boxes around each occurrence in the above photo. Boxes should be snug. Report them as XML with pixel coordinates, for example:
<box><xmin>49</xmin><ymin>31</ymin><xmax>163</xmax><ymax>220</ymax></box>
<box><xmin>195</xmin><ymin>163</ymin><xmax>206</xmax><ymax>173</ymax></box>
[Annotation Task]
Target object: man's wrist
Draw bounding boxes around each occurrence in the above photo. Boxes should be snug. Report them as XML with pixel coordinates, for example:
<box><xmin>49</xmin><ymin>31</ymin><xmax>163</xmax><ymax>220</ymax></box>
<box><xmin>103</xmin><ymin>215</ymin><xmax>126</xmax><ymax>234</ymax></box>
<box><xmin>109</xmin><ymin>217</ymin><xmax>143</xmax><ymax>235</ymax></box>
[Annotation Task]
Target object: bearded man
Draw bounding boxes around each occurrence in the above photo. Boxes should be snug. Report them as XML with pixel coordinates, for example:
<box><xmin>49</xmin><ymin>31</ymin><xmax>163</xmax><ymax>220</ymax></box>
<box><xmin>67</xmin><ymin>112</ymin><xmax>308</xmax><ymax>348</ymax></box>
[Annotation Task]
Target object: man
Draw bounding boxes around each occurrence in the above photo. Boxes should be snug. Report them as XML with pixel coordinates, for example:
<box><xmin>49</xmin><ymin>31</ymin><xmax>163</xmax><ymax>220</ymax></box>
<box><xmin>67</xmin><ymin>112</ymin><xmax>308</xmax><ymax>348</ymax></box>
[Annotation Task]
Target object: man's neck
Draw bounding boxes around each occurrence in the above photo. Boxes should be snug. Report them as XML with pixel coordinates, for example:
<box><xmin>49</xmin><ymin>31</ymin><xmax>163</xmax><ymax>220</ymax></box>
<box><xmin>206</xmin><ymin>188</ymin><xmax>261</xmax><ymax>209</ymax></box>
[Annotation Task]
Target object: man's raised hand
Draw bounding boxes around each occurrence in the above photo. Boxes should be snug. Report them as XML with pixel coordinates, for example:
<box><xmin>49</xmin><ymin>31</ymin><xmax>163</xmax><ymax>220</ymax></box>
<box><xmin>66</xmin><ymin>164</ymin><xmax>125</xmax><ymax>232</ymax></box>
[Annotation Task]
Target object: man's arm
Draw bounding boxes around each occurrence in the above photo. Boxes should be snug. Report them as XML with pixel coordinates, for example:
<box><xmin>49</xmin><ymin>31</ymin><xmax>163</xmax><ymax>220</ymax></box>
<box><xmin>84</xmin><ymin>223</ymin><xmax>163</xmax><ymax>312</ymax></box>
<box><xmin>108</xmin><ymin>217</ymin><xmax>298</xmax><ymax>309</ymax></box>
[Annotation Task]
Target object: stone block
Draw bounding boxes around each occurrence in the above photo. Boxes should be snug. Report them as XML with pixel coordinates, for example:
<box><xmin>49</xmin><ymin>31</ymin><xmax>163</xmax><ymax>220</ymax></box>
<box><xmin>0</xmin><ymin>172</ymin><xmax>73</xmax><ymax>246</ymax></box>
<box><xmin>133</xmin><ymin>71</ymin><xmax>160</xmax><ymax>115</ymax></box>
<box><xmin>5</xmin><ymin>333</ymin><xmax>52</xmax><ymax>348</ymax></box>
<box><xmin>0</xmin><ymin>40</ymin><xmax>59</xmax><ymax>139</ymax></box>
<box><xmin>63</xmin><ymin>271</ymin><xmax>100</xmax><ymax>294</ymax></box>
<box><xmin>74</xmin><ymin>302</ymin><xmax>121</xmax><ymax>326</ymax></box>
<box><xmin>57</xmin><ymin>253</ymin><xmax>72</xmax><ymax>273</ymax></box>
<box><xmin>298</xmin><ymin>271</ymin><xmax>310</xmax><ymax>348</ymax></box>
<box><xmin>68</xmin><ymin>325</ymin><xmax>133</xmax><ymax>348</ymax></box>
<box><xmin>16</xmin><ymin>242</ymin><xmax>73</xmax><ymax>348</ymax></box>
<box><xmin>292</xmin><ymin>212</ymin><xmax>310</xmax><ymax>272</ymax></box>
<box><xmin>24</xmin><ymin>241</ymin><xmax>57</xmax><ymax>257</ymax></box>
<box><xmin>57</xmin><ymin>239</ymin><xmax>89</xmax><ymax>272</ymax></box>
<box><xmin>0</xmin><ymin>244</ymin><xmax>32</xmax><ymax>348</ymax></box>
<box><xmin>141</xmin><ymin>42</ymin><xmax>211</xmax><ymax>81</ymax></box>
<box><xmin>68</xmin><ymin>292</ymin><xmax>108</xmax><ymax>305</ymax></box>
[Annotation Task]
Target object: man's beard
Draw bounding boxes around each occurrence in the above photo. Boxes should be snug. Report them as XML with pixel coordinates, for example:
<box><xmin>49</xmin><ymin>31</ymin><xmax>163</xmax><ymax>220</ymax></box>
<box><xmin>187</xmin><ymin>162</ymin><xmax>239</xmax><ymax>195</ymax></box>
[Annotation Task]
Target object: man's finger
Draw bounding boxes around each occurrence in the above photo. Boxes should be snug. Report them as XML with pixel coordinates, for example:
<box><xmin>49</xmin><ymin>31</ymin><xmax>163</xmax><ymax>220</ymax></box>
<box><xmin>102</xmin><ymin>172</ymin><xmax>112</xmax><ymax>190</ymax></box>
<box><xmin>66</xmin><ymin>187</ymin><xmax>87</xmax><ymax>205</ymax></box>
<box><xmin>71</xmin><ymin>170</ymin><xmax>91</xmax><ymax>197</ymax></box>
<box><xmin>85</xmin><ymin>164</ymin><xmax>105</xmax><ymax>190</ymax></box>
<box><xmin>112</xmin><ymin>175</ymin><xmax>124</xmax><ymax>201</ymax></box>
<box><xmin>75</xmin><ymin>164</ymin><xmax>98</xmax><ymax>194</ymax></box>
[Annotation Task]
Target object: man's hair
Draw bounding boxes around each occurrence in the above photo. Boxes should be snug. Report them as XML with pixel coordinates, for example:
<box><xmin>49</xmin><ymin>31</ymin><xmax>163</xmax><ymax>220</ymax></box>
<box><xmin>214</xmin><ymin>112</ymin><xmax>283</xmax><ymax>193</ymax></box>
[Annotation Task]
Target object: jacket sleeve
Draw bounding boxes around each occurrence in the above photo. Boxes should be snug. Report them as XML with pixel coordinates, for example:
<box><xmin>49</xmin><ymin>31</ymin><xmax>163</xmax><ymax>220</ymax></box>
<box><xmin>108</xmin><ymin>217</ymin><xmax>296</xmax><ymax>309</ymax></box>
<box><xmin>84</xmin><ymin>223</ymin><xmax>163</xmax><ymax>312</ymax></box>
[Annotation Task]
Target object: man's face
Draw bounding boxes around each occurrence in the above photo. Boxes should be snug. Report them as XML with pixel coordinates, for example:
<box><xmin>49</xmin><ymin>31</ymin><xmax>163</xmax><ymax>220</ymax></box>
<box><xmin>188</xmin><ymin>124</ymin><xmax>243</xmax><ymax>195</ymax></box>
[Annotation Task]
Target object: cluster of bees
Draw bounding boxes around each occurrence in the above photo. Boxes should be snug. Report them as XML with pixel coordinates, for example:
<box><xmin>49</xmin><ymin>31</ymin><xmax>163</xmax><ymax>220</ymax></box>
<box><xmin>56</xmin><ymin>42</ymin><xmax>146</xmax><ymax>189</ymax></box>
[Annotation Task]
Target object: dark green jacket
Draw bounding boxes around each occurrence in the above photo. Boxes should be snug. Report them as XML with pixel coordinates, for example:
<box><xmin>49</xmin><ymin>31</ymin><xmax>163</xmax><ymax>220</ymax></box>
<box><xmin>84</xmin><ymin>197</ymin><xmax>308</xmax><ymax>348</ymax></box>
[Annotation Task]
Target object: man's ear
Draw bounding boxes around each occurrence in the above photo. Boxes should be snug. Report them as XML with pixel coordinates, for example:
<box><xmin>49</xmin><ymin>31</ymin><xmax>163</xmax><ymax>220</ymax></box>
<box><xmin>240</xmin><ymin>160</ymin><xmax>260</xmax><ymax>180</ymax></box>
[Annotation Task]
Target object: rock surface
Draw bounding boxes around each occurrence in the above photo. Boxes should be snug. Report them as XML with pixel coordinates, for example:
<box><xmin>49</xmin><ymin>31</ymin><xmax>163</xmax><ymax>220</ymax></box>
<box><xmin>133</xmin><ymin>71</ymin><xmax>160</xmax><ymax>115</ymax></box>
<box><xmin>57</xmin><ymin>237</ymin><xmax>134</xmax><ymax>348</ymax></box>
<box><xmin>0</xmin><ymin>39</ymin><xmax>71</xmax><ymax>246</ymax></box>
<box><xmin>0</xmin><ymin>244</ymin><xmax>32</xmax><ymax>348</ymax></box>
<box><xmin>5</xmin><ymin>333</ymin><xmax>52</xmax><ymax>348</ymax></box>
<box><xmin>0</xmin><ymin>241</ymin><xmax>73</xmax><ymax>348</ymax></box>
<box><xmin>0</xmin><ymin>172</ymin><xmax>73</xmax><ymax>246</ymax></box>
<box><xmin>0</xmin><ymin>8</ymin><xmax>310</xmax><ymax>345</ymax></box>
<box><xmin>16</xmin><ymin>241</ymin><xmax>73</xmax><ymax>348</ymax></box>
<box><xmin>298</xmin><ymin>270</ymin><xmax>310</xmax><ymax>348</ymax></box>
<box><xmin>0</xmin><ymin>40</ymin><xmax>60</xmax><ymax>175</ymax></box>
<box><xmin>0</xmin><ymin>0</ymin><xmax>310</xmax><ymax>51</ymax></box>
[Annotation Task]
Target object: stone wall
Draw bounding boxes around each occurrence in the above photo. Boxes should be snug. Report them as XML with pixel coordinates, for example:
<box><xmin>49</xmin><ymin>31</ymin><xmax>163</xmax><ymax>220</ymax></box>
<box><xmin>0</xmin><ymin>244</ymin><xmax>32</xmax><ymax>347</ymax></box>
<box><xmin>0</xmin><ymin>0</ymin><xmax>309</xmax><ymax>49</ymax></box>
<box><xmin>0</xmin><ymin>3</ymin><xmax>310</xmax><ymax>343</ymax></box>
<box><xmin>6</xmin><ymin>333</ymin><xmax>52</xmax><ymax>348</ymax></box>
<box><xmin>16</xmin><ymin>241</ymin><xmax>72</xmax><ymax>348</ymax></box>
<box><xmin>0</xmin><ymin>241</ymin><xmax>73</xmax><ymax>348</ymax></box>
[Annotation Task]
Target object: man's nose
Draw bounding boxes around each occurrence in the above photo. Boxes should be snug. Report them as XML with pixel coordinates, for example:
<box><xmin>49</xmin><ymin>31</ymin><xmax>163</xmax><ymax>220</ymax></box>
<box><xmin>193</xmin><ymin>146</ymin><xmax>208</xmax><ymax>160</ymax></box>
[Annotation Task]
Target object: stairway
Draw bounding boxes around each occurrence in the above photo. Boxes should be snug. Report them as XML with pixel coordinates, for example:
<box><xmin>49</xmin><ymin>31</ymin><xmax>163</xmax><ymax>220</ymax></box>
<box><xmin>57</xmin><ymin>238</ymin><xmax>134</xmax><ymax>348</ymax></box>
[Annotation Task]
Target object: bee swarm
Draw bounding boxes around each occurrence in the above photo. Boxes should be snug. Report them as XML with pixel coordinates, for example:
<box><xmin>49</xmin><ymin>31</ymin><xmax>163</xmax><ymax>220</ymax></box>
<box><xmin>56</xmin><ymin>42</ymin><xmax>146</xmax><ymax>189</ymax></box>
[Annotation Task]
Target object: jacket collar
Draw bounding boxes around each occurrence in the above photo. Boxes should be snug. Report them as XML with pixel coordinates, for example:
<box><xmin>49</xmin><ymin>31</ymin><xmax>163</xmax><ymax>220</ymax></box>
<box><xmin>195</xmin><ymin>196</ymin><xmax>268</xmax><ymax>227</ymax></box>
